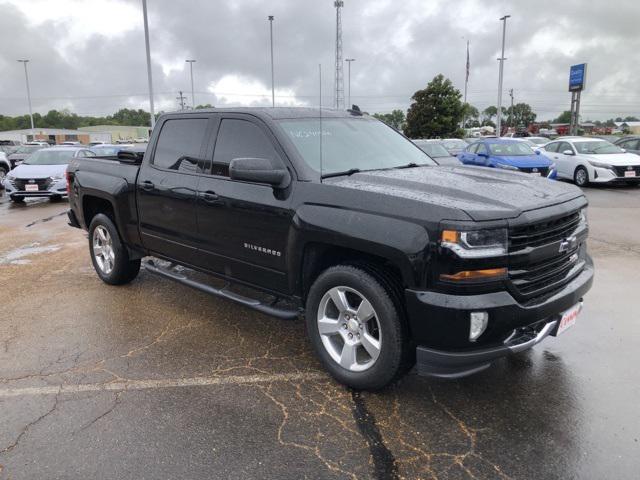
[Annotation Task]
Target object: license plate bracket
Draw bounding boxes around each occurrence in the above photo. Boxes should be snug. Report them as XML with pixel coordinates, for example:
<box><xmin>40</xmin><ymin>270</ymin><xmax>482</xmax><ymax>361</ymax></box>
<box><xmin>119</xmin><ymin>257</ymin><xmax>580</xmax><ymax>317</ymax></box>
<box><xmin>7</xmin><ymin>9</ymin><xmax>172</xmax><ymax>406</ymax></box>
<box><xmin>25</xmin><ymin>183</ymin><xmax>39</xmax><ymax>192</ymax></box>
<box><xmin>553</xmin><ymin>303</ymin><xmax>581</xmax><ymax>336</ymax></box>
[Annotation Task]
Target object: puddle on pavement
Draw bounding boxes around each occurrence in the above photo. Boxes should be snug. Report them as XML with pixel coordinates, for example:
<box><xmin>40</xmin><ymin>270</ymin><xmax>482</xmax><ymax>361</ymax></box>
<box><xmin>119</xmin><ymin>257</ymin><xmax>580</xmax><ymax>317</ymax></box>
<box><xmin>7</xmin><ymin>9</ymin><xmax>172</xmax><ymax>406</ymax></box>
<box><xmin>0</xmin><ymin>242</ymin><xmax>61</xmax><ymax>265</ymax></box>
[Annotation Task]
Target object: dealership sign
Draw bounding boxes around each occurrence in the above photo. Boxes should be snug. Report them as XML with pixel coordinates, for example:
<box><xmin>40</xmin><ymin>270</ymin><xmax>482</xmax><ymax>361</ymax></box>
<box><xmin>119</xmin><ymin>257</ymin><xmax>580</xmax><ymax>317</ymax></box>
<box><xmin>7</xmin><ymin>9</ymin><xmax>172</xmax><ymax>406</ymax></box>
<box><xmin>569</xmin><ymin>63</ymin><xmax>587</xmax><ymax>92</ymax></box>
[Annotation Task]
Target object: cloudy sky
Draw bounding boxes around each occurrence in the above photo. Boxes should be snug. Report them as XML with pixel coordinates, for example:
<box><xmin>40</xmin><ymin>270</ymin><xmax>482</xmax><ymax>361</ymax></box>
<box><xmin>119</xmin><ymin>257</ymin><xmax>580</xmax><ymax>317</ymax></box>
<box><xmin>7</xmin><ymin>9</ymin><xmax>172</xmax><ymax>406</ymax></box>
<box><xmin>1</xmin><ymin>0</ymin><xmax>639</xmax><ymax>121</ymax></box>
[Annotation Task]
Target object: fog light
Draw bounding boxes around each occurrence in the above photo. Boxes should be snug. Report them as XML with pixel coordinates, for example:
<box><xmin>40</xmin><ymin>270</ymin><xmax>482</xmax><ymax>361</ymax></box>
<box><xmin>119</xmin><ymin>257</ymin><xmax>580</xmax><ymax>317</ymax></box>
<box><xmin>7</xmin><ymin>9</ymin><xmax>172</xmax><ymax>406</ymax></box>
<box><xmin>469</xmin><ymin>312</ymin><xmax>488</xmax><ymax>342</ymax></box>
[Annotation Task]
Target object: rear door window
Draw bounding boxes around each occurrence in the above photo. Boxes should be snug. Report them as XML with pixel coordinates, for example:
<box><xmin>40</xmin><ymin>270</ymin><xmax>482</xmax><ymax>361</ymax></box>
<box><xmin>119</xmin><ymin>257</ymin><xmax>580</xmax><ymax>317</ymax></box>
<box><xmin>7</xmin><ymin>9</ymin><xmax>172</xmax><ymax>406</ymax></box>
<box><xmin>152</xmin><ymin>118</ymin><xmax>209</xmax><ymax>173</ymax></box>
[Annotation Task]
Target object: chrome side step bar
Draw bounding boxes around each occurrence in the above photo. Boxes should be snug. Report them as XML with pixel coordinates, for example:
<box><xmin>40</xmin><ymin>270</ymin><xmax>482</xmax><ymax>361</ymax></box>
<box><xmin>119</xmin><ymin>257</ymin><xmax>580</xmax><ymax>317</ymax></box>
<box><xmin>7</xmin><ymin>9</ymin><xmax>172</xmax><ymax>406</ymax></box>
<box><xmin>142</xmin><ymin>259</ymin><xmax>300</xmax><ymax>320</ymax></box>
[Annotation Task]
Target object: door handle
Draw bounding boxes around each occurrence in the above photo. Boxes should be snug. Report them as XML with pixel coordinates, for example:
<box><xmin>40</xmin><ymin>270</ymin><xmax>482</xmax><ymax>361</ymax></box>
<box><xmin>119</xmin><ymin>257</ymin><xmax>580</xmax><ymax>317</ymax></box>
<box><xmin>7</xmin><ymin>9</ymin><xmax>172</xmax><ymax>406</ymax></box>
<box><xmin>200</xmin><ymin>190</ymin><xmax>221</xmax><ymax>204</ymax></box>
<box><xmin>140</xmin><ymin>180</ymin><xmax>154</xmax><ymax>191</ymax></box>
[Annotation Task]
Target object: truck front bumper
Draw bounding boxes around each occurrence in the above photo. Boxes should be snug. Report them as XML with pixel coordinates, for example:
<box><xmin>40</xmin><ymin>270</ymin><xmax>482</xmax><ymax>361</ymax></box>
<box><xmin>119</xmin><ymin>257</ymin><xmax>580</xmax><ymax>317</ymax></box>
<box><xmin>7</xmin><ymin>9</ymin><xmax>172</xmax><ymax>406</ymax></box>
<box><xmin>406</xmin><ymin>259</ymin><xmax>594</xmax><ymax>378</ymax></box>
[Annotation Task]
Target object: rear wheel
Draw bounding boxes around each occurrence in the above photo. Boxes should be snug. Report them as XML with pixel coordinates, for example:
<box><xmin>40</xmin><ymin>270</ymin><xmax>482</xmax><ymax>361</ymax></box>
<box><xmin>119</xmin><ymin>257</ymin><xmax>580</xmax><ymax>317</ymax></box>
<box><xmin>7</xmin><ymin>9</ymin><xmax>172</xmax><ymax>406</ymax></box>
<box><xmin>574</xmin><ymin>166</ymin><xmax>589</xmax><ymax>187</ymax></box>
<box><xmin>89</xmin><ymin>214</ymin><xmax>140</xmax><ymax>285</ymax></box>
<box><xmin>305</xmin><ymin>265</ymin><xmax>409</xmax><ymax>390</ymax></box>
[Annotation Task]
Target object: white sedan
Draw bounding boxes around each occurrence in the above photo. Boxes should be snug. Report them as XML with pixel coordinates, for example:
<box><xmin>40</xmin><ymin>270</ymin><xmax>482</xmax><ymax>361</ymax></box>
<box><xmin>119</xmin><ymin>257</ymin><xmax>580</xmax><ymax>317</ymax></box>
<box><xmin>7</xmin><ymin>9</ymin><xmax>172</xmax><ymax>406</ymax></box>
<box><xmin>541</xmin><ymin>137</ymin><xmax>640</xmax><ymax>187</ymax></box>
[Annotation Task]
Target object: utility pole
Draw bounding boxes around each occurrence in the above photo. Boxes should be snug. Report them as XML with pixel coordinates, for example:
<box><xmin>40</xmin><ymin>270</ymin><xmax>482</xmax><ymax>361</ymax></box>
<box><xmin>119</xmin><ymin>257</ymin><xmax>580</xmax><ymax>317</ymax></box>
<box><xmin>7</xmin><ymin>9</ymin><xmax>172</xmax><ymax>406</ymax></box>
<box><xmin>345</xmin><ymin>58</ymin><xmax>355</xmax><ymax>108</ymax></box>
<box><xmin>496</xmin><ymin>14</ymin><xmax>510</xmax><ymax>137</ymax></box>
<box><xmin>17</xmin><ymin>60</ymin><xmax>34</xmax><ymax>132</ymax></box>
<box><xmin>141</xmin><ymin>0</ymin><xmax>156</xmax><ymax>129</ymax></box>
<box><xmin>268</xmin><ymin>15</ymin><xmax>275</xmax><ymax>107</ymax></box>
<box><xmin>334</xmin><ymin>1</ymin><xmax>345</xmax><ymax>110</ymax></box>
<box><xmin>462</xmin><ymin>38</ymin><xmax>469</xmax><ymax>129</ymax></box>
<box><xmin>177</xmin><ymin>91</ymin><xmax>186</xmax><ymax>110</ymax></box>
<box><xmin>185</xmin><ymin>59</ymin><xmax>196</xmax><ymax>108</ymax></box>
<box><xmin>509</xmin><ymin>88</ymin><xmax>514</xmax><ymax>130</ymax></box>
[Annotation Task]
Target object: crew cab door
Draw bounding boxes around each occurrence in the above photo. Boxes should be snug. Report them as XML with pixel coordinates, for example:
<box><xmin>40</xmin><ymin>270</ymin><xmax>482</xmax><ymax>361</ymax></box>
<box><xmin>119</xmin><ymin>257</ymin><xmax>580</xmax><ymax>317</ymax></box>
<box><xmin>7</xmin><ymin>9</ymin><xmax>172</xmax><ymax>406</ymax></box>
<box><xmin>137</xmin><ymin>115</ymin><xmax>212</xmax><ymax>264</ymax></box>
<box><xmin>195</xmin><ymin>114</ymin><xmax>294</xmax><ymax>294</ymax></box>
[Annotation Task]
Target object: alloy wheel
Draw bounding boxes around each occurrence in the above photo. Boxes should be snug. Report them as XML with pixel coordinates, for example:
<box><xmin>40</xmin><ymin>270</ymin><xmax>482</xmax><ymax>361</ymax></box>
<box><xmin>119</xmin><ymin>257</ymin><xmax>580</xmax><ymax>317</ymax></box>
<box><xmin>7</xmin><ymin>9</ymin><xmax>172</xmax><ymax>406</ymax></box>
<box><xmin>317</xmin><ymin>286</ymin><xmax>382</xmax><ymax>372</ymax></box>
<box><xmin>92</xmin><ymin>225</ymin><xmax>115</xmax><ymax>274</ymax></box>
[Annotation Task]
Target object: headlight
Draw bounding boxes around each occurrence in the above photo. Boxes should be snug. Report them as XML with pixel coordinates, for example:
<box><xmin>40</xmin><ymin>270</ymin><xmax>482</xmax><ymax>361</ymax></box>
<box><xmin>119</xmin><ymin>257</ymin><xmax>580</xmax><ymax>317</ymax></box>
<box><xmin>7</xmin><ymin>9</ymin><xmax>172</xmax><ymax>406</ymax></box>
<box><xmin>579</xmin><ymin>209</ymin><xmax>588</xmax><ymax>227</ymax></box>
<box><xmin>588</xmin><ymin>160</ymin><xmax>614</xmax><ymax>170</ymax></box>
<box><xmin>441</xmin><ymin>228</ymin><xmax>508</xmax><ymax>258</ymax></box>
<box><xmin>496</xmin><ymin>163</ymin><xmax>519</xmax><ymax>171</ymax></box>
<box><xmin>6</xmin><ymin>173</ymin><xmax>14</xmax><ymax>181</ymax></box>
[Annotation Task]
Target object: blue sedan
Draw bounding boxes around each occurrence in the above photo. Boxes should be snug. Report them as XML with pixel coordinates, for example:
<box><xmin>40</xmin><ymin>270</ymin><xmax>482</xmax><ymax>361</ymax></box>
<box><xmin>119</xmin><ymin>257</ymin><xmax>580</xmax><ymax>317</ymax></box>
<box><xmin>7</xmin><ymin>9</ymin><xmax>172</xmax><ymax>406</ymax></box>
<box><xmin>458</xmin><ymin>139</ymin><xmax>557</xmax><ymax>179</ymax></box>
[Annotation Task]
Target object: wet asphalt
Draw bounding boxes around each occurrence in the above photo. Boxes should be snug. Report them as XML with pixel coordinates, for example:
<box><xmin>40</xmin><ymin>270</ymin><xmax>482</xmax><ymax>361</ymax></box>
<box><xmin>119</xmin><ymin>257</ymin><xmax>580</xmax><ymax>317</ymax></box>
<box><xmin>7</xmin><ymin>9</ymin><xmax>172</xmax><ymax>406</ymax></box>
<box><xmin>0</xmin><ymin>184</ymin><xmax>639</xmax><ymax>480</ymax></box>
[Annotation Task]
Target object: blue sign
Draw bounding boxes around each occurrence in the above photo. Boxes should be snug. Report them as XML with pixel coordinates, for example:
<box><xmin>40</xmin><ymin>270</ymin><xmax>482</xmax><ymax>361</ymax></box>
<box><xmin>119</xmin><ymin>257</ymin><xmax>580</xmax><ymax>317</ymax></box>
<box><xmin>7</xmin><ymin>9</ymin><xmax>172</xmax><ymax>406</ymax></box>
<box><xmin>569</xmin><ymin>63</ymin><xmax>587</xmax><ymax>92</ymax></box>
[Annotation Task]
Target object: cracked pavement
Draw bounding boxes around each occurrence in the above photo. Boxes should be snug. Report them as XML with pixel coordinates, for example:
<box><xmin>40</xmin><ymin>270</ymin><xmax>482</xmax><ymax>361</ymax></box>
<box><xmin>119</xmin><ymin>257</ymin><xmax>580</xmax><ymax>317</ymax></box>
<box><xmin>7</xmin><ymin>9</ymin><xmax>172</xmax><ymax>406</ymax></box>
<box><xmin>1</xmin><ymin>185</ymin><xmax>639</xmax><ymax>479</ymax></box>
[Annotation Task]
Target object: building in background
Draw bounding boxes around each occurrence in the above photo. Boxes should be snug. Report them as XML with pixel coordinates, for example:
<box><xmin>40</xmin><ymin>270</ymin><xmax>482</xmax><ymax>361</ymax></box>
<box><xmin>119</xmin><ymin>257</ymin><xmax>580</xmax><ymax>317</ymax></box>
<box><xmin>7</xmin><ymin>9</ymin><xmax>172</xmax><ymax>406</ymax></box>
<box><xmin>0</xmin><ymin>128</ymin><xmax>111</xmax><ymax>145</ymax></box>
<box><xmin>614</xmin><ymin>121</ymin><xmax>640</xmax><ymax>134</ymax></box>
<box><xmin>79</xmin><ymin>125</ymin><xmax>150</xmax><ymax>143</ymax></box>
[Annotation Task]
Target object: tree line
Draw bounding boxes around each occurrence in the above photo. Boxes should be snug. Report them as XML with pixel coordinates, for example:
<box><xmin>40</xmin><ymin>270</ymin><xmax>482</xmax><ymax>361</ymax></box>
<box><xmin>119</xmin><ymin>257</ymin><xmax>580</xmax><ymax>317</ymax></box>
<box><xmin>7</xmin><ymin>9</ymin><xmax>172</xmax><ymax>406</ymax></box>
<box><xmin>372</xmin><ymin>74</ymin><xmax>638</xmax><ymax>138</ymax></box>
<box><xmin>0</xmin><ymin>105</ymin><xmax>216</xmax><ymax>132</ymax></box>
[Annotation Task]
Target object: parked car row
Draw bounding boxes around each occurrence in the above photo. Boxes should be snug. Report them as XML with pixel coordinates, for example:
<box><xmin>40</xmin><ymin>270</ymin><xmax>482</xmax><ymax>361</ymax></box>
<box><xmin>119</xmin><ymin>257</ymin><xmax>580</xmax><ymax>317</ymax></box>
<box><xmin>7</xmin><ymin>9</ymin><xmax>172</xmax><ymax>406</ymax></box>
<box><xmin>1</xmin><ymin>144</ymin><xmax>142</xmax><ymax>202</ymax></box>
<box><xmin>413</xmin><ymin>134</ymin><xmax>640</xmax><ymax>187</ymax></box>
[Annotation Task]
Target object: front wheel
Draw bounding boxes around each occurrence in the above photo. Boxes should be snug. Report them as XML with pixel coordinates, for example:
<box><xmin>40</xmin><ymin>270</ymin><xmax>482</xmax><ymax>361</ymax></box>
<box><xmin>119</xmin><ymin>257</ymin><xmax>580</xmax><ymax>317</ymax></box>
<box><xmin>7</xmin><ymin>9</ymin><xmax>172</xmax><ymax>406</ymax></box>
<box><xmin>305</xmin><ymin>265</ymin><xmax>410</xmax><ymax>390</ymax></box>
<box><xmin>574</xmin><ymin>166</ymin><xmax>589</xmax><ymax>187</ymax></box>
<box><xmin>88</xmin><ymin>214</ymin><xmax>140</xmax><ymax>285</ymax></box>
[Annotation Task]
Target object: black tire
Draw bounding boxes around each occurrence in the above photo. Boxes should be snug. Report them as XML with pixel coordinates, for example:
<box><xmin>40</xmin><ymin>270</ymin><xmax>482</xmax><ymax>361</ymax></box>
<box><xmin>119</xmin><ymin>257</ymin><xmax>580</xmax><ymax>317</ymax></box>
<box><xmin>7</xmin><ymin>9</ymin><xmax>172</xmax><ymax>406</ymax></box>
<box><xmin>305</xmin><ymin>265</ymin><xmax>410</xmax><ymax>390</ymax></box>
<box><xmin>88</xmin><ymin>213</ymin><xmax>140</xmax><ymax>285</ymax></box>
<box><xmin>10</xmin><ymin>195</ymin><xmax>25</xmax><ymax>203</ymax></box>
<box><xmin>574</xmin><ymin>166</ymin><xmax>589</xmax><ymax>187</ymax></box>
<box><xmin>0</xmin><ymin>166</ymin><xmax>7</xmax><ymax>189</ymax></box>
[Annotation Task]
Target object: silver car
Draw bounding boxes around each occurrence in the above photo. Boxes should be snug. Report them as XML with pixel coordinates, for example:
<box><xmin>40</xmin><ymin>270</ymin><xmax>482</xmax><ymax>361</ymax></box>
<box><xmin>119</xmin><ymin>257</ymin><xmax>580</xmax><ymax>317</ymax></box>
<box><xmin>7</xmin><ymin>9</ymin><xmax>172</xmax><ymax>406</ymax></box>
<box><xmin>3</xmin><ymin>147</ymin><xmax>95</xmax><ymax>202</ymax></box>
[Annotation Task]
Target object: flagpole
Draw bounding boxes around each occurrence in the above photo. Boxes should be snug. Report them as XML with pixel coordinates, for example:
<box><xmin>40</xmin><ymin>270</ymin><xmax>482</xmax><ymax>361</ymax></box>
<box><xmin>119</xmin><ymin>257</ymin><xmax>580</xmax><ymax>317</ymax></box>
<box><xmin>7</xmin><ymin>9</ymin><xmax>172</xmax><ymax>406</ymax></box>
<box><xmin>462</xmin><ymin>39</ymin><xmax>469</xmax><ymax>129</ymax></box>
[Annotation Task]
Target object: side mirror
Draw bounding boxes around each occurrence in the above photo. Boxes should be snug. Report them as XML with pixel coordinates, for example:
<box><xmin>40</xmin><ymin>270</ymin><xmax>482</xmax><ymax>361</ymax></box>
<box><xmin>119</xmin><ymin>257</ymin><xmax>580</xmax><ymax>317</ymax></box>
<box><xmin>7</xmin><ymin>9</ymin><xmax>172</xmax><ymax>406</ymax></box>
<box><xmin>620</xmin><ymin>148</ymin><xmax>626</xmax><ymax>153</ymax></box>
<box><xmin>229</xmin><ymin>157</ymin><xmax>290</xmax><ymax>188</ymax></box>
<box><xmin>562</xmin><ymin>149</ymin><xmax>574</xmax><ymax>156</ymax></box>
<box><xmin>535</xmin><ymin>150</ymin><xmax>541</xmax><ymax>155</ymax></box>
<box><xmin>478</xmin><ymin>152</ymin><xmax>488</xmax><ymax>158</ymax></box>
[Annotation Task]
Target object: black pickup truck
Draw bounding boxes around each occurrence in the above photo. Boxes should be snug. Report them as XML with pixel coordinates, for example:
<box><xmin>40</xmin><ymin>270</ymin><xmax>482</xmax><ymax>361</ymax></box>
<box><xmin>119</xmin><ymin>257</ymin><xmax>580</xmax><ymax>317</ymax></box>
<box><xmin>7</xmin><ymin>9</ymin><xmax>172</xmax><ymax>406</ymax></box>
<box><xmin>67</xmin><ymin>108</ymin><xmax>593</xmax><ymax>389</ymax></box>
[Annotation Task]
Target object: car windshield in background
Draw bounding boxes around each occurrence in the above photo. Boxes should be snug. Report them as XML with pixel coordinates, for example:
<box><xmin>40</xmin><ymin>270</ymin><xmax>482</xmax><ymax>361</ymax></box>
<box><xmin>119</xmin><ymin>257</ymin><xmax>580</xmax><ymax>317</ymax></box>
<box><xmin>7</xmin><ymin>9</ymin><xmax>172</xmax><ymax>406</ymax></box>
<box><xmin>414</xmin><ymin>142</ymin><xmax>451</xmax><ymax>158</ymax></box>
<box><xmin>23</xmin><ymin>149</ymin><xmax>75</xmax><ymax>165</ymax></box>
<box><xmin>442</xmin><ymin>139</ymin><xmax>467</xmax><ymax>150</ymax></box>
<box><xmin>488</xmin><ymin>142</ymin><xmax>535</xmax><ymax>156</ymax></box>
<box><xmin>91</xmin><ymin>146</ymin><xmax>121</xmax><ymax>156</ymax></box>
<box><xmin>278</xmin><ymin>117</ymin><xmax>435</xmax><ymax>174</ymax></box>
<box><xmin>15</xmin><ymin>145</ymin><xmax>43</xmax><ymax>154</ymax></box>
<box><xmin>574</xmin><ymin>141</ymin><xmax>623</xmax><ymax>155</ymax></box>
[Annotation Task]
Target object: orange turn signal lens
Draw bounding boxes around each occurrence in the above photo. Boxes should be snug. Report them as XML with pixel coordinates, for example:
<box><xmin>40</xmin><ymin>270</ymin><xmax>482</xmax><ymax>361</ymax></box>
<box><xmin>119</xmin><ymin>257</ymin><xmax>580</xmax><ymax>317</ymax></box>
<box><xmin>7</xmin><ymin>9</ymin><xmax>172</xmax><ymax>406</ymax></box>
<box><xmin>441</xmin><ymin>230</ymin><xmax>459</xmax><ymax>243</ymax></box>
<box><xmin>440</xmin><ymin>268</ymin><xmax>507</xmax><ymax>282</ymax></box>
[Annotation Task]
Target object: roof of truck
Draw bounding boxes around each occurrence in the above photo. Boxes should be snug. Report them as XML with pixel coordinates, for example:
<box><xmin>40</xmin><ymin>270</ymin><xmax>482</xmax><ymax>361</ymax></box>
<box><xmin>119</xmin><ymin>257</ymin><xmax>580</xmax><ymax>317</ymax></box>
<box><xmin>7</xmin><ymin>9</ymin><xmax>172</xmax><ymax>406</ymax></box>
<box><xmin>161</xmin><ymin>107</ymin><xmax>364</xmax><ymax>121</ymax></box>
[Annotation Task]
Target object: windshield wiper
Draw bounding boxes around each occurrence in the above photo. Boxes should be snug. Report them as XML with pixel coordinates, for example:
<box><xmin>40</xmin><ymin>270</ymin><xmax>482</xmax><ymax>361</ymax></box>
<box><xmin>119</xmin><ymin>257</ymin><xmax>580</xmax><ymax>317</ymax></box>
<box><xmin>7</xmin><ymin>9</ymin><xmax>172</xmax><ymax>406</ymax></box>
<box><xmin>321</xmin><ymin>168</ymin><xmax>361</xmax><ymax>179</ymax></box>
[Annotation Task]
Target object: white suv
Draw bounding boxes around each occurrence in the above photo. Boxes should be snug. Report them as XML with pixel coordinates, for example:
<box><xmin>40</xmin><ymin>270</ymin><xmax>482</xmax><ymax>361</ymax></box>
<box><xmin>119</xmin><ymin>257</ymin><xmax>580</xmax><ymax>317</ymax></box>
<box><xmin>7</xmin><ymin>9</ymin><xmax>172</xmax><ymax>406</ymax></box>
<box><xmin>541</xmin><ymin>137</ymin><xmax>640</xmax><ymax>187</ymax></box>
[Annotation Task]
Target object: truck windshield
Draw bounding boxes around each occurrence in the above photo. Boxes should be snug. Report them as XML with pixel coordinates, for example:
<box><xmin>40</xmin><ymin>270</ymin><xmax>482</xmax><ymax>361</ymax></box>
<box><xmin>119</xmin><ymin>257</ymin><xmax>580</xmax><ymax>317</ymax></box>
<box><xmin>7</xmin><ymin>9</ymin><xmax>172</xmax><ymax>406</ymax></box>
<box><xmin>278</xmin><ymin>117</ymin><xmax>435</xmax><ymax>174</ymax></box>
<box><xmin>23</xmin><ymin>149</ymin><xmax>75</xmax><ymax>165</ymax></box>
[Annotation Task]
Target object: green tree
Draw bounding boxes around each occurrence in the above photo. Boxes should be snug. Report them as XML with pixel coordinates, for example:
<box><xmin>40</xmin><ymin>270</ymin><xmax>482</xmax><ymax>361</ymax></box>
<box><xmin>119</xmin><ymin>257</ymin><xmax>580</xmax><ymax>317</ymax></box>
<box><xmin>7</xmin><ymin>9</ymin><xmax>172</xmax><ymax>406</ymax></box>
<box><xmin>372</xmin><ymin>109</ymin><xmax>406</xmax><ymax>130</ymax></box>
<box><xmin>554</xmin><ymin>111</ymin><xmax>572</xmax><ymax>123</ymax></box>
<box><xmin>623</xmin><ymin>116</ymin><xmax>639</xmax><ymax>122</ymax></box>
<box><xmin>195</xmin><ymin>103</ymin><xmax>214</xmax><ymax>109</ymax></box>
<box><xmin>506</xmin><ymin>103</ymin><xmax>536</xmax><ymax>127</ymax></box>
<box><xmin>404</xmin><ymin>74</ymin><xmax>464</xmax><ymax>138</ymax></box>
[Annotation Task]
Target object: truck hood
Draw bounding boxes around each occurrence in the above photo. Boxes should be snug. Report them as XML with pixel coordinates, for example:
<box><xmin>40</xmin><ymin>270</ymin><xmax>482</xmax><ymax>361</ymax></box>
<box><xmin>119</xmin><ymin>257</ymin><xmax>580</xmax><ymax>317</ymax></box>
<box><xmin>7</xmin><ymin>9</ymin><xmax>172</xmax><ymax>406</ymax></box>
<box><xmin>325</xmin><ymin>165</ymin><xmax>583</xmax><ymax>221</ymax></box>
<box><xmin>10</xmin><ymin>163</ymin><xmax>68</xmax><ymax>179</ymax></box>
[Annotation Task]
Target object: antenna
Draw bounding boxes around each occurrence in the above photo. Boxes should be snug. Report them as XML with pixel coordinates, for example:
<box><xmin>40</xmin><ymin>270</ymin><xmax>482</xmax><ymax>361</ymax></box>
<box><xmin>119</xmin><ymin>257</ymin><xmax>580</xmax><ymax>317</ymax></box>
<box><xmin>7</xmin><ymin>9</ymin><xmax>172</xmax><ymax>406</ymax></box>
<box><xmin>319</xmin><ymin>63</ymin><xmax>323</xmax><ymax>183</ymax></box>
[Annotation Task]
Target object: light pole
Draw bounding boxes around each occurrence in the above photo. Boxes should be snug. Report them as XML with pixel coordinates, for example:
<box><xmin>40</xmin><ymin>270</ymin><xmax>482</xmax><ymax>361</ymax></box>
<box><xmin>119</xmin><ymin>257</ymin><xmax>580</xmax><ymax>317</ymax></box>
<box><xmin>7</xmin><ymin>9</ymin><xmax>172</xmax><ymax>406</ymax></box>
<box><xmin>345</xmin><ymin>58</ymin><xmax>355</xmax><ymax>108</ymax></box>
<box><xmin>17</xmin><ymin>60</ymin><xmax>34</xmax><ymax>131</ymax></box>
<box><xmin>495</xmin><ymin>14</ymin><xmax>510</xmax><ymax>137</ymax></box>
<box><xmin>185</xmin><ymin>59</ymin><xmax>196</xmax><ymax>108</ymax></box>
<box><xmin>268</xmin><ymin>15</ymin><xmax>275</xmax><ymax>107</ymax></box>
<box><xmin>142</xmin><ymin>0</ymin><xmax>156</xmax><ymax>130</ymax></box>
